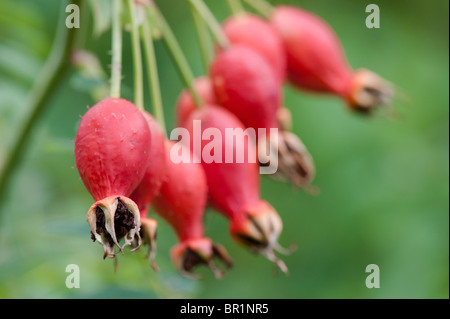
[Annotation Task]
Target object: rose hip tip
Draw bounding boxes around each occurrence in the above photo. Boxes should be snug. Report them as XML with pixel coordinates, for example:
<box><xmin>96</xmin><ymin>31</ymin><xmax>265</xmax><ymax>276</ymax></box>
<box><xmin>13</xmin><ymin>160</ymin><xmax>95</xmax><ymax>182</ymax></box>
<box><xmin>176</xmin><ymin>244</ymin><xmax>234</xmax><ymax>280</ymax></box>
<box><xmin>87</xmin><ymin>196</ymin><xmax>142</xmax><ymax>260</ymax></box>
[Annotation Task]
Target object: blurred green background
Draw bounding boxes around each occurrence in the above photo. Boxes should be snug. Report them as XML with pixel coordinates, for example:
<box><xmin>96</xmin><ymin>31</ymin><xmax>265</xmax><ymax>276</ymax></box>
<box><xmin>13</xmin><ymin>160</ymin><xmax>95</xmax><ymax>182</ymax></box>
<box><xmin>0</xmin><ymin>0</ymin><xmax>448</xmax><ymax>299</ymax></box>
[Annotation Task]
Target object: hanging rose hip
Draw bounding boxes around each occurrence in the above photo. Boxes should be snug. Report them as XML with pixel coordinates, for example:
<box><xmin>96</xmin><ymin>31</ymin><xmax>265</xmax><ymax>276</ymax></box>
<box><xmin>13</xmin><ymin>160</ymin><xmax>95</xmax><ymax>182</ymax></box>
<box><xmin>210</xmin><ymin>45</ymin><xmax>315</xmax><ymax>188</ymax></box>
<box><xmin>180</xmin><ymin>105</ymin><xmax>291</xmax><ymax>273</ymax></box>
<box><xmin>222</xmin><ymin>13</ymin><xmax>287</xmax><ymax>84</ymax></box>
<box><xmin>270</xmin><ymin>6</ymin><xmax>394</xmax><ymax>114</ymax></box>
<box><xmin>152</xmin><ymin>141</ymin><xmax>233</xmax><ymax>278</ymax></box>
<box><xmin>131</xmin><ymin>112</ymin><xmax>166</xmax><ymax>217</ymax></box>
<box><xmin>74</xmin><ymin>97</ymin><xmax>151</xmax><ymax>259</ymax></box>
<box><xmin>130</xmin><ymin>111</ymin><xmax>167</xmax><ymax>270</ymax></box>
<box><xmin>211</xmin><ymin>45</ymin><xmax>280</xmax><ymax>130</ymax></box>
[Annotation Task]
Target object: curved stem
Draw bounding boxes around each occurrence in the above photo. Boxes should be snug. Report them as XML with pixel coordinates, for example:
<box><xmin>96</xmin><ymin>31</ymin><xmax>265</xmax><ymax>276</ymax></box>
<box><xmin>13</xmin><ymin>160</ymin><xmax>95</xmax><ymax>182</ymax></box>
<box><xmin>189</xmin><ymin>0</ymin><xmax>229</xmax><ymax>49</ymax></box>
<box><xmin>150</xmin><ymin>5</ymin><xmax>202</xmax><ymax>107</ymax></box>
<box><xmin>242</xmin><ymin>0</ymin><xmax>273</xmax><ymax>18</ymax></box>
<box><xmin>227</xmin><ymin>0</ymin><xmax>246</xmax><ymax>15</ymax></box>
<box><xmin>0</xmin><ymin>0</ymin><xmax>81</xmax><ymax>205</ymax></box>
<box><xmin>110</xmin><ymin>0</ymin><xmax>123</xmax><ymax>98</ymax></box>
<box><xmin>191</xmin><ymin>6</ymin><xmax>212</xmax><ymax>73</ymax></box>
<box><xmin>141</xmin><ymin>8</ymin><xmax>167</xmax><ymax>135</ymax></box>
<box><xmin>128</xmin><ymin>0</ymin><xmax>144</xmax><ymax>110</ymax></box>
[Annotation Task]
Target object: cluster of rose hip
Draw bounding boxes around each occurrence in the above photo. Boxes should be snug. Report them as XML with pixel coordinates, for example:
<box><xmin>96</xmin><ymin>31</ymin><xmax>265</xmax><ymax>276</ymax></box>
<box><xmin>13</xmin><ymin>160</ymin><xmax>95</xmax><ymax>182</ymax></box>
<box><xmin>74</xmin><ymin>5</ymin><xmax>393</xmax><ymax>278</ymax></box>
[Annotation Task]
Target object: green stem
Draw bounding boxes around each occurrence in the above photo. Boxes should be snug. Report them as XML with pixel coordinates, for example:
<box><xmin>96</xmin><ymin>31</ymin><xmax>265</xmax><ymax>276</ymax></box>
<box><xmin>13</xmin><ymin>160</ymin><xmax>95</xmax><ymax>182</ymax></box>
<box><xmin>128</xmin><ymin>0</ymin><xmax>144</xmax><ymax>110</ymax></box>
<box><xmin>141</xmin><ymin>9</ymin><xmax>167</xmax><ymax>135</ymax></box>
<box><xmin>110</xmin><ymin>0</ymin><xmax>123</xmax><ymax>98</ymax></box>
<box><xmin>189</xmin><ymin>0</ymin><xmax>229</xmax><ymax>49</ymax></box>
<box><xmin>242</xmin><ymin>0</ymin><xmax>273</xmax><ymax>18</ymax></box>
<box><xmin>0</xmin><ymin>0</ymin><xmax>80</xmax><ymax>205</ymax></box>
<box><xmin>191</xmin><ymin>7</ymin><xmax>212</xmax><ymax>73</ymax></box>
<box><xmin>227</xmin><ymin>0</ymin><xmax>246</xmax><ymax>15</ymax></box>
<box><xmin>150</xmin><ymin>5</ymin><xmax>202</xmax><ymax>107</ymax></box>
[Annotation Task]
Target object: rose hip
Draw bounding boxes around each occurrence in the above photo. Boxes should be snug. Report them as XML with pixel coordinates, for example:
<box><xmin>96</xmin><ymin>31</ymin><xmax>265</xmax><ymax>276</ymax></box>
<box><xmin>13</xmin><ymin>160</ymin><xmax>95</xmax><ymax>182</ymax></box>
<box><xmin>130</xmin><ymin>111</ymin><xmax>167</xmax><ymax>270</ymax></box>
<box><xmin>210</xmin><ymin>45</ymin><xmax>315</xmax><ymax>188</ymax></box>
<box><xmin>152</xmin><ymin>141</ymin><xmax>232</xmax><ymax>278</ymax></box>
<box><xmin>131</xmin><ymin>111</ymin><xmax>167</xmax><ymax>216</ymax></box>
<box><xmin>181</xmin><ymin>105</ymin><xmax>290</xmax><ymax>273</ymax></box>
<box><xmin>74</xmin><ymin>97</ymin><xmax>151</xmax><ymax>259</ymax></box>
<box><xmin>270</xmin><ymin>6</ymin><xmax>393</xmax><ymax>114</ymax></box>
<box><xmin>211</xmin><ymin>45</ymin><xmax>280</xmax><ymax>130</ymax></box>
<box><xmin>222</xmin><ymin>13</ymin><xmax>287</xmax><ymax>84</ymax></box>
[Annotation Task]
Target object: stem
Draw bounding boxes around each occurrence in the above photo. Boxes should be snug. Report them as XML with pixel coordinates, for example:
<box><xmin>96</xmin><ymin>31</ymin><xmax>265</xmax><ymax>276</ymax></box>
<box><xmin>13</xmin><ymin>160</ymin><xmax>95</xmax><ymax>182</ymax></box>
<box><xmin>227</xmin><ymin>0</ymin><xmax>245</xmax><ymax>15</ymax></box>
<box><xmin>128</xmin><ymin>0</ymin><xmax>144</xmax><ymax>110</ymax></box>
<box><xmin>188</xmin><ymin>0</ymin><xmax>229</xmax><ymax>49</ymax></box>
<box><xmin>141</xmin><ymin>8</ymin><xmax>167</xmax><ymax>135</ymax></box>
<box><xmin>242</xmin><ymin>0</ymin><xmax>273</xmax><ymax>18</ymax></box>
<box><xmin>0</xmin><ymin>0</ymin><xmax>80</xmax><ymax>205</ymax></box>
<box><xmin>150</xmin><ymin>5</ymin><xmax>202</xmax><ymax>107</ymax></box>
<box><xmin>191</xmin><ymin>7</ymin><xmax>212</xmax><ymax>73</ymax></box>
<box><xmin>110</xmin><ymin>0</ymin><xmax>123</xmax><ymax>98</ymax></box>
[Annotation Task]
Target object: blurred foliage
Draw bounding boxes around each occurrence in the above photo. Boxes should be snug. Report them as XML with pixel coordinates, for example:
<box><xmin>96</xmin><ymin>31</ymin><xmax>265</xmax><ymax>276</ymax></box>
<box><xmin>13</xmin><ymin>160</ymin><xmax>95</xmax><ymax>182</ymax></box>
<box><xmin>0</xmin><ymin>0</ymin><xmax>448</xmax><ymax>299</ymax></box>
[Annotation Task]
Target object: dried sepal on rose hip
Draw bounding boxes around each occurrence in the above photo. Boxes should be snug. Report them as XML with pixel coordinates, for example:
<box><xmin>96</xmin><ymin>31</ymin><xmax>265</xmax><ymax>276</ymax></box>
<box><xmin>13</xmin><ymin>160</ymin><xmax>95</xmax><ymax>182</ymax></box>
<box><xmin>230</xmin><ymin>201</ymin><xmax>290</xmax><ymax>273</ymax></box>
<box><xmin>152</xmin><ymin>141</ymin><xmax>233</xmax><ymax>279</ymax></box>
<box><xmin>181</xmin><ymin>105</ymin><xmax>292</xmax><ymax>273</ymax></box>
<box><xmin>210</xmin><ymin>45</ymin><xmax>315</xmax><ymax>188</ymax></box>
<box><xmin>75</xmin><ymin>97</ymin><xmax>151</xmax><ymax>259</ymax></box>
<box><xmin>270</xmin><ymin>6</ymin><xmax>394</xmax><ymax>114</ymax></box>
<box><xmin>130</xmin><ymin>111</ymin><xmax>167</xmax><ymax>271</ymax></box>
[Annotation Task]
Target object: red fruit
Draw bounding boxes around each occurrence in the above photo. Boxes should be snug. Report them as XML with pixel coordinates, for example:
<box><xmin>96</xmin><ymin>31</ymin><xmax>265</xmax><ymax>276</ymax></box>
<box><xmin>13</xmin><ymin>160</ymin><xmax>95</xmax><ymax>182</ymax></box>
<box><xmin>270</xmin><ymin>6</ymin><xmax>393</xmax><ymax>113</ymax></box>
<box><xmin>131</xmin><ymin>111</ymin><xmax>167</xmax><ymax>217</ymax></box>
<box><xmin>74</xmin><ymin>97</ymin><xmax>151</xmax><ymax>259</ymax></box>
<box><xmin>175</xmin><ymin>76</ymin><xmax>217</xmax><ymax>127</ymax></box>
<box><xmin>181</xmin><ymin>105</ymin><xmax>289</xmax><ymax>273</ymax></box>
<box><xmin>222</xmin><ymin>13</ymin><xmax>287</xmax><ymax>84</ymax></box>
<box><xmin>211</xmin><ymin>45</ymin><xmax>280</xmax><ymax>130</ymax></box>
<box><xmin>210</xmin><ymin>46</ymin><xmax>314</xmax><ymax>188</ymax></box>
<box><xmin>130</xmin><ymin>111</ymin><xmax>167</xmax><ymax>270</ymax></box>
<box><xmin>152</xmin><ymin>141</ymin><xmax>232</xmax><ymax>278</ymax></box>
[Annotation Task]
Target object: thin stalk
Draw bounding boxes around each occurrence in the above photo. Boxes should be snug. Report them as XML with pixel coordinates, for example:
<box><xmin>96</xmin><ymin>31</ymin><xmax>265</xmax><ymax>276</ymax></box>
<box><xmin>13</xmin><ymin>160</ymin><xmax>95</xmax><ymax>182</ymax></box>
<box><xmin>141</xmin><ymin>10</ymin><xmax>167</xmax><ymax>135</ymax></box>
<box><xmin>188</xmin><ymin>0</ymin><xmax>229</xmax><ymax>49</ymax></box>
<box><xmin>0</xmin><ymin>0</ymin><xmax>81</xmax><ymax>205</ymax></box>
<box><xmin>191</xmin><ymin>7</ymin><xmax>212</xmax><ymax>73</ymax></box>
<box><xmin>110</xmin><ymin>0</ymin><xmax>123</xmax><ymax>98</ymax></box>
<box><xmin>149</xmin><ymin>5</ymin><xmax>202</xmax><ymax>107</ymax></box>
<box><xmin>242</xmin><ymin>0</ymin><xmax>273</xmax><ymax>18</ymax></box>
<box><xmin>128</xmin><ymin>0</ymin><xmax>144</xmax><ymax>110</ymax></box>
<box><xmin>227</xmin><ymin>0</ymin><xmax>246</xmax><ymax>15</ymax></box>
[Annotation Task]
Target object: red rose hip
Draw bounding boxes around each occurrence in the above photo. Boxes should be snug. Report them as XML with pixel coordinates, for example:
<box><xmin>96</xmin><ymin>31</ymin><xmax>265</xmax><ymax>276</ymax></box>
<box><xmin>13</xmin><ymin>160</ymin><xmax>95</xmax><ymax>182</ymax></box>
<box><xmin>210</xmin><ymin>45</ymin><xmax>315</xmax><ymax>188</ymax></box>
<box><xmin>74</xmin><ymin>97</ymin><xmax>151</xmax><ymax>259</ymax></box>
<box><xmin>130</xmin><ymin>111</ymin><xmax>167</xmax><ymax>270</ymax></box>
<box><xmin>270</xmin><ymin>6</ymin><xmax>394</xmax><ymax>114</ymax></box>
<box><xmin>181</xmin><ymin>105</ymin><xmax>290</xmax><ymax>273</ymax></box>
<box><xmin>222</xmin><ymin>13</ymin><xmax>287</xmax><ymax>84</ymax></box>
<box><xmin>211</xmin><ymin>45</ymin><xmax>280</xmax><ymax>130</ymax></box>
<box><xmin>152</xmin><ymin>141</ymin><xmax>233</xmax><ymax>278</ymax></box>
